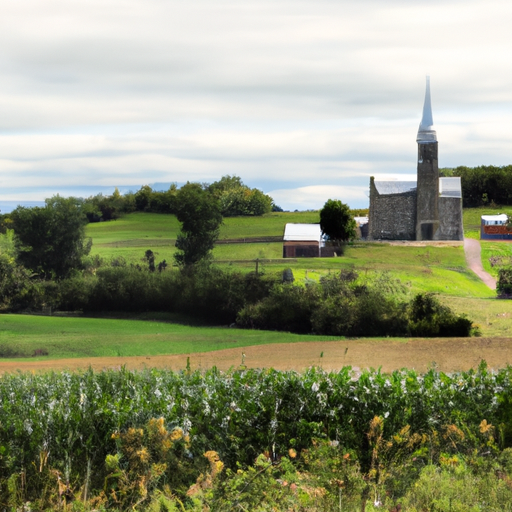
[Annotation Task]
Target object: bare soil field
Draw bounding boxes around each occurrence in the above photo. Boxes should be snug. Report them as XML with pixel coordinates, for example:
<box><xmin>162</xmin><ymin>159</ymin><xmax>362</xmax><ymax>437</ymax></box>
<box><xmin>2</xmin><ymin>337</ymin><xmax>512</xmax><ymax>374</ymax></box>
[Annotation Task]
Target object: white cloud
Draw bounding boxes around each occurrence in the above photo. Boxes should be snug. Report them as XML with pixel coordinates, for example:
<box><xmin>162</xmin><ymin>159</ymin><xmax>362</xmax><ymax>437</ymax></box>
<box><xmin>270</xmin><ymin>185</ymin><xmax>369</xmax><ymax>211</ymax></box>
<box><xmin>0</xmin><ymin>0</ymin><xmax>512</xmax><ymax>209</ymax></box>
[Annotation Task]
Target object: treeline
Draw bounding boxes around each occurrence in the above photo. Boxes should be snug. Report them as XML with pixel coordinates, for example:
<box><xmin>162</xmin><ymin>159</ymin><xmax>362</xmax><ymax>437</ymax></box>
<box><xmin>441</xmin><ymin>165</ymin><xmax>512</xmax><ymax>207</ymax></box>
<box><xmin>81</xmin><ymin>174</ymin><xmax>275</xmax><ymax>222</ymax></box>
<box><xmin>0</xmin><ymin>254</ymin><xmax>475</xmax><ymax>337</ymax></box>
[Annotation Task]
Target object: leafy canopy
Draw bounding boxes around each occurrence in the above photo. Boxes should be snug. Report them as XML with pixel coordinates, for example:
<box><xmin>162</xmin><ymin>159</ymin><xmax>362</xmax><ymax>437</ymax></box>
<box><xmin>174</xmin><ymin>183</ymin><xmax>223</xmax><ymax>266</ymax></box>
<box><xmin>10</xmin><ymin>195</ymin><xmax>91</xmax><ymax>279</ymax></box>
<box><xmin>319</xmin><ymin>199</ymin><xmax>357</xmax><ymax>245</ymax></box>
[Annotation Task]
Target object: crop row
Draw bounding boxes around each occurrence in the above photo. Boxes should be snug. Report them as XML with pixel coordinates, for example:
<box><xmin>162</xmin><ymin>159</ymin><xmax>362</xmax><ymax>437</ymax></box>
<box><xmin>0</xmin><ymin>362</ymin><xmax>510</xmax><ymax>469</ymax></box>
<box><xmin>1</xmin><ymin>362</ymin><xmax>511</xmax><ymax>508</ymax></box>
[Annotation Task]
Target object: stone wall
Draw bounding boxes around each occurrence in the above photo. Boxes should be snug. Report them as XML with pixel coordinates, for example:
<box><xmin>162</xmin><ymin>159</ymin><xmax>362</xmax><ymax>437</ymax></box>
<box><xmin>368</xmin><ymin>178</ymin><xmax>417</xmax><ymax>240</ymax></box>
<box><xmin>438</xmin><ymin>196</ymin><xmax>463</xmax><ymax>240</ymax></box>
<box><xmin>416</xmin><ymin>142</ymin><xmax>439</xmax><ymax>240</ymax></box>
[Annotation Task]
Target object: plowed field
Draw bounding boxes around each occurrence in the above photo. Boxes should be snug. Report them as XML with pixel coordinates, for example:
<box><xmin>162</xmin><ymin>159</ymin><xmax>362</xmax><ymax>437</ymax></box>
<box><xmin>2</xmin><ymin>337</ymin><xmax>511</xmax><ymax>374</ymax></box>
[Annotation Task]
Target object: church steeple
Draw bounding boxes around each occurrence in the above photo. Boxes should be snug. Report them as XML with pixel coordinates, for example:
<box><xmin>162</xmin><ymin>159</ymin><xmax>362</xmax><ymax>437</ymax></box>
<box><xmin>416</xmin><ymin>76</ymin><xmax>437</xmax><ymax>143</ymax></box>
<box><xmin>415</xmin><ymin>75</ymin><xmax>439</xmax><ymax>241</ymax></box>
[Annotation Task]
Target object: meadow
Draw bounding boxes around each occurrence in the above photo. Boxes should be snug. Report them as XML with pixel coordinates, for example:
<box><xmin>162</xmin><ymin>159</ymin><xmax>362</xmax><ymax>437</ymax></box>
<box><xmin>0</xmin><ymin>314</ymin><xmax>337</xmax><ymax>360</ymax></box>
<box><xmin>86</xmin><ymin>211</ymin><xmax>494</xmax><ymax>297</ymax></box>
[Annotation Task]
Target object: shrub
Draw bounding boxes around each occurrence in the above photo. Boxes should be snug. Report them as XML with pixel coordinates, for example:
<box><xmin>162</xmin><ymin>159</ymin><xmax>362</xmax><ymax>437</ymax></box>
<box><xmin>497</xmin><ymin>267</ymin><xmax>512</xmax><ymax>297</ymax></box>
<box><xmin>237</xmin><ymin>283</ymin><xmax>320</xmax><ymax>333</ymax></box>
<box><xmin>407</xmin><ymin>293</ymin><xmax>473</xmax><ymax>337</ymax></box>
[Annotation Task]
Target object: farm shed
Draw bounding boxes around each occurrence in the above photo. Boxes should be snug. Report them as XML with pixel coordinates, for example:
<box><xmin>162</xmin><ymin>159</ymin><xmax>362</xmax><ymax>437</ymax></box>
<box><xmin>480</xmin><ymin>214</ymin><xmax>512</xmax><ymax>240</ymax></box>
<box><xmin>283</xmin><ymin>223</ymin><xmax>323</xmax><ymax>258</ymax></box>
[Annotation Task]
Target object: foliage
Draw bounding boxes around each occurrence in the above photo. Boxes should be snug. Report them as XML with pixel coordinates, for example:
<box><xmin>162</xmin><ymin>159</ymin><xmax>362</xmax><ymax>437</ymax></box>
<box><xmin>83</xmin><ymin>187</ymin><xmax>131</xmax><ymax>221</ymax></box>
<box><xmin>0</xmin><ymin>253</ymin><xmax>38</xmax><ymax>311</ymax></box>
<box><xmin>80</xmin><ymin>177</ymin><xmax>273</xmax><ymax>221</ymax></box>
<box><xmin>0</xmin><ymin>364</ymin><xmax>512</xmax><ymax>509</ymax></box>
<box><xmin>497</xmin><ymin>267</ymin><xmax>512</xmax><ymax>297</ymax></box>
<box><xmin>319</xmin><ymin>199</ymin><xmax>357</xmax><ymax>249</ymax></box>
<box><xmin>10</xmin><ymin>195</ymin><xmax>91</xmax><ymax>279</ymax></box>
<box><xmin>443</xmin><ymin>165</ymin><xmax>512</xmax><ymax>207</ymax></box>
<box><xmin>174</xmin><ymin>183</ymin><xmax>223</xmax><ymax>266</ymax></box>
<box><xmin>407</xmin><ymin>293</ymin><xmax>475</xmax><ymax>337</ymax></box>
<box><xmin>237</xmin><ymin>272</ymin><xmax>474</xmax><ymax>337</ymax></box>
<box><xmin>208</xmin><ymin>175</ymin><xmax>273</xmax><ymax>216</ymax></box>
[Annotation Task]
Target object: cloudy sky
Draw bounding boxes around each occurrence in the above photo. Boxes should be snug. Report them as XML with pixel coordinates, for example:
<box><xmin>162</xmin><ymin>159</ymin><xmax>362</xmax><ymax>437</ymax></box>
<box><xmin>1</xmin><ymin>0</ymin><xmax>511</xmax><ymax>212</ymax></box>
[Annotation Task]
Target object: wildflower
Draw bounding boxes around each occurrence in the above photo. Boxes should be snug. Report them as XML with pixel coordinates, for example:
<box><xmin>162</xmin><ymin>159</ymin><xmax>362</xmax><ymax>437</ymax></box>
<box><xmin>288</xmin><ymin>448</ymin><xmax>297</xmax><ymax>458</ymax></box>
<box><xmin>170</xmin><ymin>428</ymin><xmax>183</xmax><ymax>441</ymax></box>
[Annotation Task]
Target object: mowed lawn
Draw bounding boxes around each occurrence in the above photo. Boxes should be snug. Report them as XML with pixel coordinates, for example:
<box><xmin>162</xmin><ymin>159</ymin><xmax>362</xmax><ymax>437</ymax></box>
<box><xmin>0</xmin><ymin>314</ymin><xmax>339</xmax><ymax>360</ymax></box>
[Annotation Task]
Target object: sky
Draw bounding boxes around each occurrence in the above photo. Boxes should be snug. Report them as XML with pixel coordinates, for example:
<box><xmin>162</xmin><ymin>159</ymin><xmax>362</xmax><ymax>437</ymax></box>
<box><xmin>1</xmin><ymin>0</ymin><xmax>512</xmax><ymax>212</ymax></box>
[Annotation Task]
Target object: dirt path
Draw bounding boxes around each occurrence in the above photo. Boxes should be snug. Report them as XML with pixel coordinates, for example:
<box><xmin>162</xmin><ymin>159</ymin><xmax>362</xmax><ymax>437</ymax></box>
<box><xmin>2</xmin><ymin>337</ymin><xmax>512</xmax><ymax>374</ymax></box>
<box><xmin>464</xmin><ymin>238</ymin><xmax>496</xmax><ymax>289</ymax></box>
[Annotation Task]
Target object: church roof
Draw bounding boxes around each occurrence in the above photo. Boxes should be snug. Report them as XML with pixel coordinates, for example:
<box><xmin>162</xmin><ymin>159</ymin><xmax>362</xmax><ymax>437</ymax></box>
<box><xmin>374</xmin><ymin>181</ymin><xmax>417</xmax><ymax>195</ymax></box>
<box><xmin>417</xmin><ymin>76</ymin><xmax>437</xmax><ymax>143</ymax></box>
<box><xmin>439</xmin><ymin>177</ymin><xmax>462</xmax><ymax>198</ymax></box>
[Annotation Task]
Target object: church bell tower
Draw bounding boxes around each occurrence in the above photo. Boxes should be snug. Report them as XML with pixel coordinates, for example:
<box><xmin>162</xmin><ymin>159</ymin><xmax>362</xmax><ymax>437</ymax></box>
<box><xmin>416</xmin><ymin>76</ymin><xmax>439</xmax><ymax>241</ymax></box>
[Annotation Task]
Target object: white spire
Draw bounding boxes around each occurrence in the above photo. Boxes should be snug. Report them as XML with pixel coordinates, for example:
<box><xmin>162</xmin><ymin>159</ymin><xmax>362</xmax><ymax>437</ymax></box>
<box><xmin>417</xmin><ymin>76</ymin><xmax>437</xmax><ymax>143</ymax></box>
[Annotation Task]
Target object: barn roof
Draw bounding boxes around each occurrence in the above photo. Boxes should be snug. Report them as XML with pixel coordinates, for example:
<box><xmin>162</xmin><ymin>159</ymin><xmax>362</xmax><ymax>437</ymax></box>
<box><xmin>481</xmin><ymin>214</ymin><xmax>508</xmax><ymax>224</ymax></box>
<box><xmin>283</xmin><ymin>223</ymin><xmax>322</xmax><ymax>242</ymax></box>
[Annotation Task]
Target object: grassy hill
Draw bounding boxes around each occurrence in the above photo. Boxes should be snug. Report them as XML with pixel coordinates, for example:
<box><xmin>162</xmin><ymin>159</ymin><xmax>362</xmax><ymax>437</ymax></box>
<box><xmin>0</xmin><ymin>209</ymin><xmax>511</xmax><ymax>367</ymax></box>
<box><xmin>85</xmin><ymin>211</ymin><xmax>494</xmax><ymax>298</ymax></box>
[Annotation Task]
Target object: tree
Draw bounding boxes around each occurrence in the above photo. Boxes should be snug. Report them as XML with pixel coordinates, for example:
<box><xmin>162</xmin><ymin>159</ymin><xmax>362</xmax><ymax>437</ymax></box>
<box><xmin>208</xmin><ymin>175</ymin><xmax>273</xmax><ymax>216</ymax></box>
<box><xmin>319</xmin><ymin>199</ymin><xmax>357</xmax><ymax>251</ymax></box>
<box><xmin>10</xmin><ymin>195</ymin><xmax>91</xmax><ymax>279</ymax></box>
<box><xmin>174</xmin><ymin>183</ymin><xmax>223</xmax><ymax>266</ymax></box>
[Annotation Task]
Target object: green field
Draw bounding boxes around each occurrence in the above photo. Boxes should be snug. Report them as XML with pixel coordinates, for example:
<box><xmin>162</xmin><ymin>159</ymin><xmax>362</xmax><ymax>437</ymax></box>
<box><xmin>86</xmin><ymin>211</ymin><xmax>319</xmax><ymax>262</ymax></box>
<box><xmin>0</xmin><ymin>314</ymin><xmax>338</xmax><ymax>360</ymax></box>
<box><xmin>85</xmin><ymin>211</ymin><xmax>493</xmax><ymax>297</ymax></box>
<box><xmin>1</xmin><ymin>208</ymin><xmax>507</xmax><ymax>364</ymax></box>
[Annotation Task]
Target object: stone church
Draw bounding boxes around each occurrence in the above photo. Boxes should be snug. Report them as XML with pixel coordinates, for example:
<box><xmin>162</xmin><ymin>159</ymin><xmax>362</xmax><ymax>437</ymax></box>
<box><xmin>368</xmin><ymin>78</ymin><xmax>463</xmax><ymax>241</ymax></box>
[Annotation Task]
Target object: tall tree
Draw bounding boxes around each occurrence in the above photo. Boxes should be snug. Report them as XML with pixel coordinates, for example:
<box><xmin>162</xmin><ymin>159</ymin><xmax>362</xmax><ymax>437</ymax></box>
<box><xmin>319</xmin><ymin>199</ymin><xmax>357</xmax><ymax>251</ymax></box>
<box><xmin>174</xmin><ymin>183</ymin><xmax>223</xmax><ymax>266</ymax></box>
<box><xmin>11</xmin><ymin>195</ymin><xmax>91</xmax><ymax>279</ymax></box>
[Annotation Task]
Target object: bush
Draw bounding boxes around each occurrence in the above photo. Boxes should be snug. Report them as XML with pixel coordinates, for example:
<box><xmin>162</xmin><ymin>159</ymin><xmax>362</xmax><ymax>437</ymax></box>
<box><xmin>238</xmin><ymin>273</ymin><xmax>411</xmax><ymax>337</ymax></box>
<box><xmin>407</xmin><ymin>293</ymin><xmax>473</xmax><ymax>337</ymax></box>
<box><xmin>237</xmin><ymin>283</ymin><xmax>320</xmax><ymax>333</ymax></box>
<box><xmin>497</xmin><ymin>267</ymin><xmax>512</xmax><ymax>297</ymax></box>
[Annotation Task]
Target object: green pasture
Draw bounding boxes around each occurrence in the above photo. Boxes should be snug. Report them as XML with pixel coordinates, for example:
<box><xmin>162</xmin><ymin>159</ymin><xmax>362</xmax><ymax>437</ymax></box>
<box><xmin>0</xmin><ymin>314</ymin><xmax>338</xmax><ymax>361</ymax></box>
<box><xmin>85</xmin><ymin>211</ymin><xmax>495</xmax><ymax>298</ymax></box>
<box><xmin>216</xmin><ymin>243</ymin><xmax>492</xmax><ymax>298</ymax></box>
<box><xmin>0</xmin><ymin>291</ymin><xmax>509</xmax><ymax>363</ymax></box>
<box><xmin>86</xmin><ymin>211</ymin><xmax>319</xmax><ymax>263</ymax></box>
<box><xmin>439</xmin><ymin>296</ymin><xmax>512</xmax><ymax>337</ymax></box>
